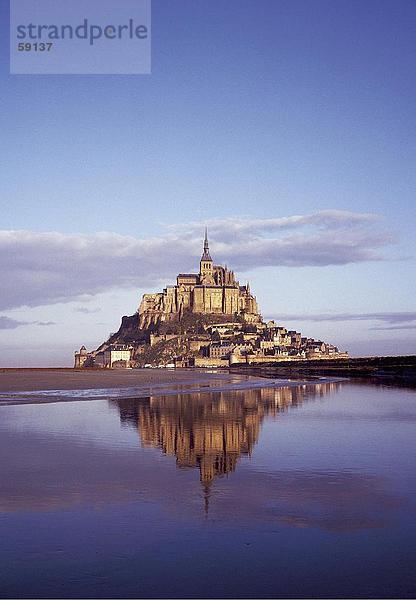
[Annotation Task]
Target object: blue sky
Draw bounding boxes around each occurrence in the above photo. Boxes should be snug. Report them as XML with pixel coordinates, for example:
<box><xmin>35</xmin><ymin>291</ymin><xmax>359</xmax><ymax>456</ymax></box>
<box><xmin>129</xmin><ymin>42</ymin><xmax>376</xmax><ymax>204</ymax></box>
<box><xmin>0</xmin><ymin>0</ymin><xmax>415</xmax><ymax>365</ymax></box>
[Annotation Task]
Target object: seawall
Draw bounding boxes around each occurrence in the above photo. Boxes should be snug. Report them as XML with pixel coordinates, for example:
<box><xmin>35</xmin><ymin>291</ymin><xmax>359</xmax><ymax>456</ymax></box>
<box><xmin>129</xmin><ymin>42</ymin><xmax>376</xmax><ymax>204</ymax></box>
<box><xmin>230</xmin><ymin>355</ymin><xmax>416</xmax><ymax>386</ymax></box>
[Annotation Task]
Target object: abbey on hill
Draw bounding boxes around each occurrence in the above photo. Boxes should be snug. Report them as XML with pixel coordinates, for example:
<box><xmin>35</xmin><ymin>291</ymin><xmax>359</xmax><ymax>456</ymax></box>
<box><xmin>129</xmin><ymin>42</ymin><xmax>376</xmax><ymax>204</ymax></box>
<box><xmin>75</xmin><ymin>231</ymin><xmax>348</xmax><ymax>368</ymax></box>
<box><xmin>138</xmin><ymin>229</ymin><xmax>261</xmax><ymax>329</ymax></box>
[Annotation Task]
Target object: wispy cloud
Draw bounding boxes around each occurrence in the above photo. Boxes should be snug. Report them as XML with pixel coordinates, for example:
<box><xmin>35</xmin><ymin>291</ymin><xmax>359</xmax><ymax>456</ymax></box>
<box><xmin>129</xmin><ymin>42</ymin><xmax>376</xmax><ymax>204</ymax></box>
<box><xmin>369</xmin><ymin>324</ymin><xmax>416</xmax><ymax>331</ymax></box>
<box><xmin>0</xmin><ymin>316</ymin><xmax>55</xmax><ymax>329</ymax></box>
<box><xmin>73</xmin><ymin>307</ymin><xmax>101</xmax><ymax>314</ymax></box>
<box><xmin>169</xmin><ymin>209</ymin><xmax>380</xmax><ymax>239</ymax></box>
<box><xmin>0</xmin><ymin>210</ymin><xmax>395</xmax><ymax>310</ymax></box>
<box><xmin>0</xmin><ymin>316</ymin><xmax>29</xmax><ymax>330</ymax></box>
<box><xmin>268</xmin><ymin>311</ymin><xmax>416</xmax><ymax>325</ymax></box>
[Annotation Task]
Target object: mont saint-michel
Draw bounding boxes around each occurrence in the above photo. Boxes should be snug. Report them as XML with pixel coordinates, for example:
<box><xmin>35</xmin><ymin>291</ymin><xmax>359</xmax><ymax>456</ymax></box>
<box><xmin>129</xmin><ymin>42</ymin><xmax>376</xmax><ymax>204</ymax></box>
<box><xmin>75</xmin><ymin>231</ymin><xmax>348</xmax><ymax>369</ymax></box>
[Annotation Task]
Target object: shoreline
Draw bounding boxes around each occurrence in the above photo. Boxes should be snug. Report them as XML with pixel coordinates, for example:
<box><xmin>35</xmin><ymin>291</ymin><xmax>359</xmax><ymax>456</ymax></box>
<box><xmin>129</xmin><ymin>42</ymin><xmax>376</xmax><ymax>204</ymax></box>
<box><xmin>0</xmin><ymin>367</ymin><xmax>340</xmax><ymax>406</ymax></box>
<box><xmin>231</xmin><ymin>354</ymin><xmax>416</xmax><ymax>386</ymax></box>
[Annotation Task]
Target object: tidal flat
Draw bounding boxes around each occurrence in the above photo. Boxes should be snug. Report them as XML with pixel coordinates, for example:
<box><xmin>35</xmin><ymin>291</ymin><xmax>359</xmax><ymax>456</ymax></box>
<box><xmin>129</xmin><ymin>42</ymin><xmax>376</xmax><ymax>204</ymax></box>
<box><xmin>0</xmin><ymin>370</ymin><xmax>415</xmax><ymax>598</ymax></box>
<box><xmin>0</xmin><ymin>368</ymin><xmax>302</xmax><ymax>405</ymax></box>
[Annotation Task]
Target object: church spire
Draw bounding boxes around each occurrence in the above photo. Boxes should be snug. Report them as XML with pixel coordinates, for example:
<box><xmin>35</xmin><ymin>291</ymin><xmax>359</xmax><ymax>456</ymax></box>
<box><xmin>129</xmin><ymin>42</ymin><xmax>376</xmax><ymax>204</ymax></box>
<box><xmin>201</xmin><ymin>227</ymin><xmax>212</xmax><ymax>261</ymax></box>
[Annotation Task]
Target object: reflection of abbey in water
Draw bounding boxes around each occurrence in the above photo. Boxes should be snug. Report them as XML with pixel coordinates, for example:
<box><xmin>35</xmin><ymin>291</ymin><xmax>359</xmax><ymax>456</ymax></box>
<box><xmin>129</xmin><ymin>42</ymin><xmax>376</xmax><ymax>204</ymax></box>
<box><xmin>112</xmin><ymin>382</ymin><xmax>340</xmax><ymax>492</ymax></box>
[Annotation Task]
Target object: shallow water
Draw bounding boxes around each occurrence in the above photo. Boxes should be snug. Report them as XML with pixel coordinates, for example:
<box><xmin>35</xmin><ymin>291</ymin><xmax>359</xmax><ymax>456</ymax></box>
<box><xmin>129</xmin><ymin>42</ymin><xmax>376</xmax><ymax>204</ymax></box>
<box><xmin>0</xmin><ymin>380</ymin><xmax>415</xmax><ymax>598</ymax></box>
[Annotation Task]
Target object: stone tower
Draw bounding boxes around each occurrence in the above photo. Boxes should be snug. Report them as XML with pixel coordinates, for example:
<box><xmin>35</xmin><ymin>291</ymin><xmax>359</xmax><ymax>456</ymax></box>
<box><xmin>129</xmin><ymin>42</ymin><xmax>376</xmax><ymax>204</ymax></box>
<box><xmin>199</xmin><ymin>228</ymin><xmax>214</xmax><ymax>285</ymax></box>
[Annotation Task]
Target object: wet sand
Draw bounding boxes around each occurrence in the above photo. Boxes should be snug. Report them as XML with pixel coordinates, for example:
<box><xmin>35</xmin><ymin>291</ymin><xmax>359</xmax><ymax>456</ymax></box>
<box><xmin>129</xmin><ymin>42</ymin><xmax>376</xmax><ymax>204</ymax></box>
<box><xmin>0</xmin><ymin>368</ymin><xmax>234</xmax><ymax>392</ymax></box>
<box><xmin>0</xmin><ymin>367</ymin><xmax>307</xmax><ymax>405</ymax></box>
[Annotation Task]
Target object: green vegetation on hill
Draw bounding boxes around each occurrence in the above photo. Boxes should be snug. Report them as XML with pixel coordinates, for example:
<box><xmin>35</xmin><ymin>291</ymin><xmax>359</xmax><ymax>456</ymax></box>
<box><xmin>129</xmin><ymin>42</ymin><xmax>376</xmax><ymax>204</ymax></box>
<box><xmin>136</xmin><ymin>336</ymin><xmax>197</xmax><ymax>367</ymax></box>
<box><xmin>111</xmin><ymin>310</ymin><xmax>243</xmax><ymax>343</ymax></box>
<box><xmin>158</xmin><ymin>311</ymin><xmax>242</xmax><ymax>335</ymax></box>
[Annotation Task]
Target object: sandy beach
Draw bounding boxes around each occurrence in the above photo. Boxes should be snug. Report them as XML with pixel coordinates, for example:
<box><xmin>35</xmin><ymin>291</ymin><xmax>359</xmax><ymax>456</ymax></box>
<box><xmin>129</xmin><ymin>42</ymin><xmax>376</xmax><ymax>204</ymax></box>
<box><xmin>0</xmin><ymin>367</ymin><xmax>231</xmax><ymax>392</ymax></box>
<box><xmin>0</xmin><ymin>367</ymin><xmax>299</xmax><ymax>405</ymax></box>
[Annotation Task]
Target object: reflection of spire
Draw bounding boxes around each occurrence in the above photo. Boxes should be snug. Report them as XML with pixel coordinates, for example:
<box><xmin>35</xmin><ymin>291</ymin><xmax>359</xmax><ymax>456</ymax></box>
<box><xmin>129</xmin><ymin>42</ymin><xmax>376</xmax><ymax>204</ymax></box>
<box><xmin>203</xmin><ymin>482</ymin><xmax>211</xmax><ymax>517</ymax></box>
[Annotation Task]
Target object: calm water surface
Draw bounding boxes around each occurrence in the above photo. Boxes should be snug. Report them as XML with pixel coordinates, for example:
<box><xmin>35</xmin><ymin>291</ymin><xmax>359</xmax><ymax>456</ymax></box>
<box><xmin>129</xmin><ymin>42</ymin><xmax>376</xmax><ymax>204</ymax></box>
<box><xmin>0</xmin><ymin>380</ymin><xmax>415</xmax><ymax>598</ymax></box>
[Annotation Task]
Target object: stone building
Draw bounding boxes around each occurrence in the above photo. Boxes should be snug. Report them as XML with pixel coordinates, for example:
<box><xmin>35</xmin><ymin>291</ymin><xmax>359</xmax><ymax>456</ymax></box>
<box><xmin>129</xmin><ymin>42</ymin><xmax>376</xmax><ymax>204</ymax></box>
<box><xmin>74</xmin><ymin>345</ymin><xmax>88</xmax><ymax>368</ymax></box>
<box><xmin>206</xmin><ymin>341</ymin><xmax>235</xmax><ymax>359</ymax></box>
<box><xmin>94</xmin><ymin>345</ymin><xmax>131</xmax><ymax>368</ymax></box>
<box><xmin>138</xmin><ymin>230</ymin><xmax>261</xmax><ymax>329</ymax></box>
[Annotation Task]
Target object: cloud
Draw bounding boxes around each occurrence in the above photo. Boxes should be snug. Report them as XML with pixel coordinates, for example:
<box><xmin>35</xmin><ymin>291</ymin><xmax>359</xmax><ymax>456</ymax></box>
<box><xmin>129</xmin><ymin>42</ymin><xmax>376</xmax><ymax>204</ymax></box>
<box><xmin>369</xmin><ymin>324</ymin><xmax>416</xmax><ymax>331</ymax></box>
<box><xmin>169</xmin><ymin>209</ymin><xmax>380</xmax><ymax>239</ymax></box>
<box><xmin>0</xmin><ymin>316</ymin><xmax>56</xmax><ymax>330</ymax></box>
<box><xmin>0</xmin><ymin>316</ymin><xmax>29</xmax><ymax>330</ymax></box>
<box><xmin>73</xmin><ymin>307</ymin><xmax>101</xmax><ymax>314</ymax></box>
<box><xmin>270</xmin><ymin>311</ymin><xmax>416</xmax><ymax>325</ymax></box>
<box><xmin>0</xmin><ymin>210</ymin><xmax>395</xmax><ymax>310</ymax></box>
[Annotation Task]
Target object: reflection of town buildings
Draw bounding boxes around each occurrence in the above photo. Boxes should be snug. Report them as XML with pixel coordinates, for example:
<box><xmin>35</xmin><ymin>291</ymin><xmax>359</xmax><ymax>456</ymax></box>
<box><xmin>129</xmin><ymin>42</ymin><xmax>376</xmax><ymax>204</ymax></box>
<box><xmin>111</xmin><ymin>382</ymin><xmax>340</xmax><ymax>508</ymax></box>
